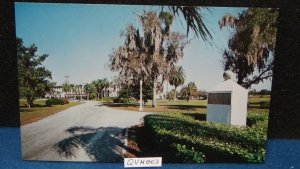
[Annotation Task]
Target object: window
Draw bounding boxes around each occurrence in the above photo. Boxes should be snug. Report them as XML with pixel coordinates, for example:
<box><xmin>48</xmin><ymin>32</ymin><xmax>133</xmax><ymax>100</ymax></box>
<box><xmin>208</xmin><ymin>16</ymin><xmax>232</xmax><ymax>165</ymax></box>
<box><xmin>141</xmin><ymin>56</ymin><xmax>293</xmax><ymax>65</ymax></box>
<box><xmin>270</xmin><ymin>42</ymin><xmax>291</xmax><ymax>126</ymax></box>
<box><xmin>208</xmin><ymin>93</ymin><xmax>231</xmax><ymax>105</ymax></box>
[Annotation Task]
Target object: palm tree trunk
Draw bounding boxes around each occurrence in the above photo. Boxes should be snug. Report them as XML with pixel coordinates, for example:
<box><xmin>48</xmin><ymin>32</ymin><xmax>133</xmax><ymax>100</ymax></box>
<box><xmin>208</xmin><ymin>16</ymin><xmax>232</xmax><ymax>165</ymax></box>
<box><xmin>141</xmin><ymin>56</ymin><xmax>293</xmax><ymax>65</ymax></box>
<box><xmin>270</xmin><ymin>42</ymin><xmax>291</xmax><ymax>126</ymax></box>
<box><xmin>152</xmin><ymin>78</ymin><xmax>157</xmax><ymax>108</ymax></box>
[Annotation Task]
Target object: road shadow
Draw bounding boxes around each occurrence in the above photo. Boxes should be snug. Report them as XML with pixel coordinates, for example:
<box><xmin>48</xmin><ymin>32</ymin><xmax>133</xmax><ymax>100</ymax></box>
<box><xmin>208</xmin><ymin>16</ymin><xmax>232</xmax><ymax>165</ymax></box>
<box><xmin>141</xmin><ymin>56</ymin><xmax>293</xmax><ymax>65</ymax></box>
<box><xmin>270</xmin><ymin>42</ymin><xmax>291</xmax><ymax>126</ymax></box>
<box><xmin>54</xmin><ymin>126</ymin><xmax>125</xmax><ymax>162</ymax></box>
<box><xmin>101</xmin><ymin>103</ymin><xmax>138</xmax><ymax>108</ymax></box>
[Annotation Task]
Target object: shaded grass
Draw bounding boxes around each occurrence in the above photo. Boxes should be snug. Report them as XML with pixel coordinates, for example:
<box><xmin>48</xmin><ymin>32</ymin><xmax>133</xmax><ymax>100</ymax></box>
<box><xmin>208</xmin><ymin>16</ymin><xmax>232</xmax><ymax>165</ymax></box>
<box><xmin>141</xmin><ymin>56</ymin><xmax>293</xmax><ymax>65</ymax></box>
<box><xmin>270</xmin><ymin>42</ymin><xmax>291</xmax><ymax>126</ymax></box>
<box><xmin>20</xmin><ymin>101</ymin><xmax>82</xmax><ymax>126</ymax></box>
<box><xmin>19</xmin><ymin>99</ymin><xmax>47</xmax><ymax>107</ymax></box>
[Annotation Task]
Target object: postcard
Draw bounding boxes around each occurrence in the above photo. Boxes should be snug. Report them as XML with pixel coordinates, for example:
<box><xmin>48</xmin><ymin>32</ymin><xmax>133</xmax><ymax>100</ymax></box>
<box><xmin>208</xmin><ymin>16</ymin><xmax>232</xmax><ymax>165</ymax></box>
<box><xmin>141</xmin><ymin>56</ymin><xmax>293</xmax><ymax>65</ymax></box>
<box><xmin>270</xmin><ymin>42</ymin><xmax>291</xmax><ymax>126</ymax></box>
<box><xmin>16</xmin><ymin>2</ymin><xmax>277</xmax><ymax>163</ymax></box>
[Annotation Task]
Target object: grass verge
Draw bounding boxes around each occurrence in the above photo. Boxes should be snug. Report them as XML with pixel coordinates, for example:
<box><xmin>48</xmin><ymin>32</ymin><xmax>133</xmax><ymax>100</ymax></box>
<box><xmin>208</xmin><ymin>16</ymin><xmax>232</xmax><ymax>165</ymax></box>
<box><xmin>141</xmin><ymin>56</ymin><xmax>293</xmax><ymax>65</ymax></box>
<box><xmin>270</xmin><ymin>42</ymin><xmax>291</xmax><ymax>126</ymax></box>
<box><xmin>103</xmin><ymin>100</ymin><xmax>208</xmax><ymax>113</ymax></box>
<box><xmin>102</xmin><ymin>97</ymin><xmax>270</xmax><ymax>113</ymax></box>
<box><xmin>20</xmin><ymin>101</ymin><xmax>82</xmax><ymax>126</ymax></box>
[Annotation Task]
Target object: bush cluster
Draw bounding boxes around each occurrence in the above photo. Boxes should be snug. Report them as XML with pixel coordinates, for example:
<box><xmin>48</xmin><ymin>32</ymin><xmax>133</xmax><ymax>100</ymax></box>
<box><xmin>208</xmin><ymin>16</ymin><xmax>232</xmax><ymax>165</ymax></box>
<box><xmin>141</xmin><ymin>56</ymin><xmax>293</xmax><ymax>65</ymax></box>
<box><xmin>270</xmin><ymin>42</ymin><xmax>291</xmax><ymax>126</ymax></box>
<box><xmin>144</xmin><ymin>112</ymin><xmax>268</xmax><ymax>163</ymax></box>
<box><xmin>46</xmin><ymin>98</ymin><xmax>65</xmax><ymax>106</ymax></box>
<box><xmin>113</xmin><ymin>97</ymin><xmax>129</xmax><ymax>103</ymax></box>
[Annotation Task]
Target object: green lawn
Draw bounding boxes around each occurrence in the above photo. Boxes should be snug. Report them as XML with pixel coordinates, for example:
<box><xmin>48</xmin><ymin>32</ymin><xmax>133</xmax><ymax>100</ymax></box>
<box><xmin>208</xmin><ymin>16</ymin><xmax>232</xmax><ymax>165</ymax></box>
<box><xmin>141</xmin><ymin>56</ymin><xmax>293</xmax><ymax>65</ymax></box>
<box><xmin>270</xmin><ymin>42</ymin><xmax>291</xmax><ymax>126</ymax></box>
<box><xmin>248</xmin><ymin>95</ymin><xmax>270</xmax><ymax>109</ymax></box>
<box><xmin>248</xmin><ymin>95</ymin><xmax>270</xmax><ymax>103</ymax></box>
<box><xmin>103</xmin><ymin>96</ymin><xmax>270</xmax><ymax>113</ymax></box>
<box><xmin>103</xmin><ymin>99</ymin><xmax>208</xmax><ymax>113</ymax></box>
<box><xmin>20</xmin><ymin>99</ymin><xmax>82</xmax><ymax>126</ymax></box>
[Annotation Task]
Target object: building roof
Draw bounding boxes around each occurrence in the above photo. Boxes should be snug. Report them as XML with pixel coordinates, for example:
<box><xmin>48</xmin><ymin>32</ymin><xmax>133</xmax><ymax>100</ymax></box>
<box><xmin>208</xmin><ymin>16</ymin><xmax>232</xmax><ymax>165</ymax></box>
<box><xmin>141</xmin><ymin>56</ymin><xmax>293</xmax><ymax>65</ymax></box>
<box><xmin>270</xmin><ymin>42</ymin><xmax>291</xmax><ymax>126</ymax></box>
<box><xmin>208</xmin><ymin>79</ymin><xmax>248</xmax><ymax>93</ymax></box>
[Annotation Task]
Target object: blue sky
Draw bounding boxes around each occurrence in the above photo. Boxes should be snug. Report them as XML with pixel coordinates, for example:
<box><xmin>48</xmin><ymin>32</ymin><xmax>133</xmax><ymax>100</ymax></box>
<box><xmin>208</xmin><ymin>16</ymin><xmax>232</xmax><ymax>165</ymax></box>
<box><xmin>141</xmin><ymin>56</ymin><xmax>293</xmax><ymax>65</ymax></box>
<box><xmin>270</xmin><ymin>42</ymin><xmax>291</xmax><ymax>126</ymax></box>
<box><xmin>15</xmin><ymin>3</ymin><xmax>272</xmax><ymax>91</ymax></box>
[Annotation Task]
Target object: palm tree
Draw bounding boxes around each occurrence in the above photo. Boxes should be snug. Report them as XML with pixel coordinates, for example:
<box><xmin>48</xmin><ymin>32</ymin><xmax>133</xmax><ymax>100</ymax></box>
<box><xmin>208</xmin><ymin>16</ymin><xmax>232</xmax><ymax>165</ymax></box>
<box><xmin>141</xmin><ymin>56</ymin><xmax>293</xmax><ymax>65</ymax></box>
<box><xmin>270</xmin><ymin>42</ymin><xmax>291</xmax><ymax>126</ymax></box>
<box><xmin>180</xmin><ymin>82</ymin><xmax>198</xmax><ymax>102</ymax></box>
<box><xmin>69</xmin><ymin>84</ymin><xmax>75</xmax><ymax>99</ymax></box>
<box><xmin>167</xmin><ymin>6</ymin><xmax>212</xmax><ymax>41</ymax></box>
<box><xmin>92</xmin><ymin>79</ymin><xmax>110</xmax><ymax>100</ymax></box>
<box><xmin>62</xmin><ymin>82</ymin><xmax>71</xmax><ymax>93</ymax></box>
<box><xmin>92</xmin><ymin>80</ymin><xmax>101</xmax><ymax>100</ymax></box>
<box><xmin>84</xmin><ymin>83</ymin><xmax>95</xmax><ymax>100</ymax></box>
<box><xmin>72</xmin><ymin>85</ymin><xmax>81</xmax><ymax>100</ymax></box>
<box><xmin>99</xmin><ymin>79</ymin><xmax>110</xmax><ymax>100</ymax></box>
<box><xmin>169</xmin><ymin>66</ymin><xmax>186</xmax><ymax>101</ymax></box>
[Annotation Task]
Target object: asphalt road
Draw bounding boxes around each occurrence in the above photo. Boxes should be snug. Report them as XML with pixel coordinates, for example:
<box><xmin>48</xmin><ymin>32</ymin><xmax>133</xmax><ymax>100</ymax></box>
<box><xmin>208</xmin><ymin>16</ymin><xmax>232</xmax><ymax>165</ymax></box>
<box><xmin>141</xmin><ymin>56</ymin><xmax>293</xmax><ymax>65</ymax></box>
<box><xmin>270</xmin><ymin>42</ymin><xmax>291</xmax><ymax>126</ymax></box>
<box><xmin>21</xmin><ymin>101</ymin><xmax>150</xmax><ymax>162</ymax></box>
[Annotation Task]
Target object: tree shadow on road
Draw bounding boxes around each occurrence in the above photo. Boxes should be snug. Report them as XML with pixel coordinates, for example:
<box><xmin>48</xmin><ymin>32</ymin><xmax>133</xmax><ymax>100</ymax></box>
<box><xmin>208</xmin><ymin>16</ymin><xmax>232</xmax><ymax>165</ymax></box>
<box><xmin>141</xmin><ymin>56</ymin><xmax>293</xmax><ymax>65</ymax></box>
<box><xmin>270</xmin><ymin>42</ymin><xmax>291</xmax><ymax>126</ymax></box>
<box><xmin>54</xmin><ymin>126</ymin><xmax>125</xmax><ymax>162</ymax></box>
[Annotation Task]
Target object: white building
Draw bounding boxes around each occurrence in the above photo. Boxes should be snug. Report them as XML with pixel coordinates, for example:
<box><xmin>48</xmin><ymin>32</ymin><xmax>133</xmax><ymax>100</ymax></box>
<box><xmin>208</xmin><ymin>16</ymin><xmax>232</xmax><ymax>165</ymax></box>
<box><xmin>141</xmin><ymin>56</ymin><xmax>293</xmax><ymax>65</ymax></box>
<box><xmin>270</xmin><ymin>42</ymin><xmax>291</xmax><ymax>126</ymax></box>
<box><xmin>45</xmin><ymin>86</ymin><xmax>63</xmax><ymax>98</ymax></box>
<box><xmin>46</xmin><ymin>84</ymin><xmax>120</xmax><ymax>100</ymax></box>
<box><xmin>207</xmin><ymin>79</ymin><xmax>248</xmax><ymax>126</ymax></box>
<box><xmin>45</xmin><ymin>85</ymin><xmax>87</xmax><ymax>100</ymax></box>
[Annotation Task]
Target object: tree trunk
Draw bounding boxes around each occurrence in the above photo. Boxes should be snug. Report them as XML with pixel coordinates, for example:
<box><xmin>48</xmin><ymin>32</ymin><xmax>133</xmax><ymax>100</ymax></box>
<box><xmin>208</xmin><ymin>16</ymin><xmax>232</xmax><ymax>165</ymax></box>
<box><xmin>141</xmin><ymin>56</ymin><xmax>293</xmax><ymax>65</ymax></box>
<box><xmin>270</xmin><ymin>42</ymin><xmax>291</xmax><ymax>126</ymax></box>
<box><xmin>27</xmin><ymin>97</ymin><xmax>33</xmax><ymax>108</ymax></box>
<box><xmin>237</xmin><ymin>73</ymin><xmax>244</xmax><ymax>87</ymax></box>
<box><xmin>152</xmin><ymin>78</ymin><xmax>157</xmax><ymax>108</ymax></box>
<box><xmin>174</xmin><ymin>86</ymin><xmax>177</xmax><ymax>101</ymax></box>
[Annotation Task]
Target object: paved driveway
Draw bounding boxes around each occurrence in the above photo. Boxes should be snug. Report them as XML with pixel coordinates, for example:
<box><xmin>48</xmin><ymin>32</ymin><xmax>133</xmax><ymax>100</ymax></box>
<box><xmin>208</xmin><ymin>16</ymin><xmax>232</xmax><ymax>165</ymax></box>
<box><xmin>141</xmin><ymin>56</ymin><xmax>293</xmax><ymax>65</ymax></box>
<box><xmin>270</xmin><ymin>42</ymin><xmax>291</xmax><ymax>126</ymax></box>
<box><xmin>21</xmin><ymin>101</ymin><xmax>150</xmax><ymax>162</ymax></box>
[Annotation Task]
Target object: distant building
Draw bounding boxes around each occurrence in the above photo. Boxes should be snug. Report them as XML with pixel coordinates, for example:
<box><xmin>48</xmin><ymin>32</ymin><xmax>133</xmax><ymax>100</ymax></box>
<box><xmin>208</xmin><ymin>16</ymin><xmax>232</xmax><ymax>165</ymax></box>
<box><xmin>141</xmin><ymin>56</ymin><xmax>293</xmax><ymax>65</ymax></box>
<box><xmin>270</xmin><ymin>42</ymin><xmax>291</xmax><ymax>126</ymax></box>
<box><xmin>46</xmin><ymin>83</ymin><xmax>120</xmax><ymax>100</ymax></box>
<box><xmin>45</xmin><ymin>85</ymin><xmax>88</xmax><ymax>100</ymax></box>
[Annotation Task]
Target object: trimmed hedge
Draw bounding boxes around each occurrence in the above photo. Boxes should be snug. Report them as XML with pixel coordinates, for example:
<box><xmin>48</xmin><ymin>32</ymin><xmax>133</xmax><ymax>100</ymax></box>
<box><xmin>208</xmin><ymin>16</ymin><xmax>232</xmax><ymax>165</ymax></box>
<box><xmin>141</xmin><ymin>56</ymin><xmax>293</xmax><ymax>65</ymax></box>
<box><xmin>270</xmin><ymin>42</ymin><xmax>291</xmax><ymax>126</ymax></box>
<box><xmin>144</xmin><ymin>112</ymin><xmax>268</xmax><ymax>163</ymax></box>
<box><xmin>46</xmin><ymin>98</ymin><xmax>65</xmax><ymax>106</ymax></box>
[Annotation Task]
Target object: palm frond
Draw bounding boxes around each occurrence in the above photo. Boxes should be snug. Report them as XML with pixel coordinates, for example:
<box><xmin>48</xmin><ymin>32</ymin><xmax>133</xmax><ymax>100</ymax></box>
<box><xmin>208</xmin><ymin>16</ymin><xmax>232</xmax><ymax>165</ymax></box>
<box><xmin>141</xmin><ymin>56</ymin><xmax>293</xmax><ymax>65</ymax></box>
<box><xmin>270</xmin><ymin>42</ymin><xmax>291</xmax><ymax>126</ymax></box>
<box><xmin>168</xmin><ymin>6</ymin><xmax>212</xmax><ymax>41</ymax></box>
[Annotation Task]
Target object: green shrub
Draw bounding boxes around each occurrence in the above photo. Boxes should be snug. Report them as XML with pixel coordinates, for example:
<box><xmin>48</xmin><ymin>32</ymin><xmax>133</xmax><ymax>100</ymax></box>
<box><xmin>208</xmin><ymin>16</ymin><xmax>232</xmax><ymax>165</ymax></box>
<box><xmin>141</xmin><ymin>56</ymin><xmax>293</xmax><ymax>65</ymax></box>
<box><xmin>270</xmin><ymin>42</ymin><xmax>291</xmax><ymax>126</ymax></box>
<box><xmin>113</xmin><ymin>97</ymin><xmax>129</xmax><ymax>103</ymax></box>
<box><xmin>144</xmin><ymin>112</ymin><xmax>268</xmax><ymax>163</ymax></box>
<box><xmin>128</xmin><ymin>97</ymin><xmax>137</xmax><ymax>103</ymax></box>
<box><xmin>46</xmin><ymin>98</ymin><xmax>64</xmax><ymax>106</ymax></box>
<box><xmin>259</xmin><ymin>101</ymin><xmax>270</xmax><ymax>109</ymax></box>
<box><xmin>247</xmin><ymin>112</ymin><xmax>268</xmax><ymax>126</ymax></box>
<box><xmin>173</xmin><ymin>144</ymin><xmax>205</xmax><ymax>163</ymax></box>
